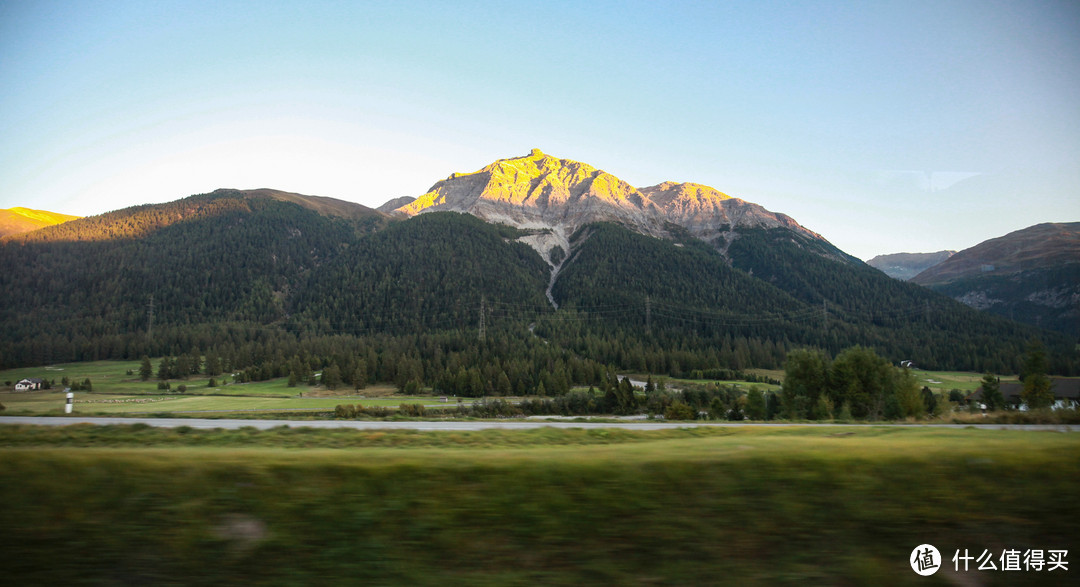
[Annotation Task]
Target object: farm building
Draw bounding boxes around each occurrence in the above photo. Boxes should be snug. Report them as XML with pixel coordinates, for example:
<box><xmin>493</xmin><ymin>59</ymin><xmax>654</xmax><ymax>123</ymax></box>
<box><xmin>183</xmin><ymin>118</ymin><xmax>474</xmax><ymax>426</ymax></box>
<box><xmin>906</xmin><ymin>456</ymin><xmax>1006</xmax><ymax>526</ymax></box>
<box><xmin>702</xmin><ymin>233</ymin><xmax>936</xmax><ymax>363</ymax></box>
<box><xmin>14</xmin><ymin>378</ymin><xmax>44</xmax><ymax>391</ymax></box>
<box><xmin>970</xmin><ymin>378</ymin><xmax>1080</xmax><ymax>409</ymax></box>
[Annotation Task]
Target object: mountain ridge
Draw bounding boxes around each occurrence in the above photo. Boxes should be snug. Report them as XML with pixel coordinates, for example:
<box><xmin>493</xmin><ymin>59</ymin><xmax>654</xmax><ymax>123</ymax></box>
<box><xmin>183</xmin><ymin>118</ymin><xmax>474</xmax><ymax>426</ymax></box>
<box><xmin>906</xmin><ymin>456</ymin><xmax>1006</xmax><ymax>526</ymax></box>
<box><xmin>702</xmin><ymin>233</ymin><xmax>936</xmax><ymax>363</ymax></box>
<box><xmin>1</xmin><ymin>158</ymin><xmax>1074</xmax><ymax>375</ymax></box>
<box><xmin>867</xmin><ymin>251</ymin><xmax>956</xmax><ymax>280</ymax></box>
<box><xmin>209</xmin><ymin>188</ymin><xmax>387</xmax><ymax>220</ymax></box>
<box><xmin>394</xmin><ymin>149</ymin><xmax>826</xmax><ymax>265</ymax></box>
<box><xmin>0</xmin><ymin>207</ymin><xmax>79</xmax><ymax>238</ymax></box>
<box><xmin>912</xmin><ymin>222</ymin><xmax>1080</xmax><ymax>285</ymax></box>
<box><xmin>910</xmin><ymin>222</ymin><xmax>1080</xmax><ymax>337</ymax></box>
<box><xmin>4</xmin><ymin>189</ymin><xmax>386</xmax><ymax>244</ymax></box>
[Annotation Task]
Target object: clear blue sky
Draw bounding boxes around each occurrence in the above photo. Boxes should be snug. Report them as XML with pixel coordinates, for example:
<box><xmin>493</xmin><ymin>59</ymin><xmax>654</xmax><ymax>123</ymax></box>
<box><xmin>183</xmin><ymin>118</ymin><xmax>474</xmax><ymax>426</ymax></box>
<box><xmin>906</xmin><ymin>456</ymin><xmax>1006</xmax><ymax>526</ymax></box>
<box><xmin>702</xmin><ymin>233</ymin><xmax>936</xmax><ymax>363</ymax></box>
<box><xmin>2</xmin><ymin>0</ymin><xmax>1078</xmax><ymax>259</ymax></box>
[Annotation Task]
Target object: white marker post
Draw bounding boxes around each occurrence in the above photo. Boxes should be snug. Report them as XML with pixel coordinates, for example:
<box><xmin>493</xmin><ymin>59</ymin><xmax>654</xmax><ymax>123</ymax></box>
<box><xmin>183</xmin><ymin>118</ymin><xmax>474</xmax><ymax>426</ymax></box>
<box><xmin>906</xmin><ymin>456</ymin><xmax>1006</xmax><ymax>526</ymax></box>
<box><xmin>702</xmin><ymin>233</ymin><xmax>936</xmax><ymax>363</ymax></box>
<box><xmin>65</xmin><ymin>391</ymin><xmax>74</xmax><ymax>414</ymax></box>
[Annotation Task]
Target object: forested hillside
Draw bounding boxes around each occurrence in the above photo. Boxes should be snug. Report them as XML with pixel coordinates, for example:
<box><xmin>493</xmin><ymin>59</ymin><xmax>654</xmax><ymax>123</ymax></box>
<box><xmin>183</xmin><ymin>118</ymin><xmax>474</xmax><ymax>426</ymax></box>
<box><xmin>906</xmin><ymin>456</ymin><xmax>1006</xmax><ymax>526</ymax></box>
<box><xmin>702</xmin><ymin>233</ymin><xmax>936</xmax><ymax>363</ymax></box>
<box><xmin>722</xmin><ymin>228</ymin><xmax>1052</xmax><ymax>372</ymax></box>
<box><xmin>910</xmin><ymin>223</ymin><xmax>1080</xmax><ymax>338</ymax></box>
<box><xmin>289</xmin><ymin>212</ymin><xmax>552</xmax><ymax>335</ymax></box>
<box><xmin>545</xmin><ymin>223</ymin><xmax>1072</xmax><ymax>374</ymax></box>
<box><xmin>0</xmin><ymin>191</ymin><xmax>376</xmax><ymax>366</ymax></box>
<box><xmin>924</xmin><ymin>265</ymin><xmax>1080</xmax><ymax>338</ymax></box>
<box><xmin>1</xmin><ymin>190</ymin><xmax>1075</xmax><ymax>383</ymax></box>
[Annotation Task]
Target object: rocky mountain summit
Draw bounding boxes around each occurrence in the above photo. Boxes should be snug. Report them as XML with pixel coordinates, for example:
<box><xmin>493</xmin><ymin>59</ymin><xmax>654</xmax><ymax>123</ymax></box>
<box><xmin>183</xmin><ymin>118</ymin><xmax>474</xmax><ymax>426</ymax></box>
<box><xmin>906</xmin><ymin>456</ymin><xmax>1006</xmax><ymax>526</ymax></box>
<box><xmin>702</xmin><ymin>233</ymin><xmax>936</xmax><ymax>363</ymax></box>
<box><xmin>391</xmin><ymin>149</ymin><xmax>823</xmax><ymax>265</ymax></box>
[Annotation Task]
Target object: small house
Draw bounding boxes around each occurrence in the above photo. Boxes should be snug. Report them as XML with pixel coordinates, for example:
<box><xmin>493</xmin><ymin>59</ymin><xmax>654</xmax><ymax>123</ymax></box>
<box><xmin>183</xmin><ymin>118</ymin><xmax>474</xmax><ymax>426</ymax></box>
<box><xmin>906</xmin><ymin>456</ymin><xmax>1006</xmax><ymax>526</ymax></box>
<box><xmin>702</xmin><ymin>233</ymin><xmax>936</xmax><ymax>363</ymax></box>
<box><xmin>14</xmin><ymin>378</ymin><xmax>44</xmax><ymax>391</ymax></box>
<box><xmin>970</xmin><ymin>378</ymin><xmax>1080</xmax><ymax>410</ymax></box>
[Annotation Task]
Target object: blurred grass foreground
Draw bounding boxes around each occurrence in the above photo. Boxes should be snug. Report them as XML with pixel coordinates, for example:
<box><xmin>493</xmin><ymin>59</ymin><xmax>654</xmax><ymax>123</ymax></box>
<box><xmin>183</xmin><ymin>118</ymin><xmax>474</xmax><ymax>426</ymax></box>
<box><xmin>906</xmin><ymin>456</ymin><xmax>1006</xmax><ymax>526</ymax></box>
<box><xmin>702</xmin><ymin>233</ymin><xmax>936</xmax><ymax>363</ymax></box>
<box><xmin>1</xmin><ymin>424</ymin><xmax>1077</xmax><ymax>585</ymax></box>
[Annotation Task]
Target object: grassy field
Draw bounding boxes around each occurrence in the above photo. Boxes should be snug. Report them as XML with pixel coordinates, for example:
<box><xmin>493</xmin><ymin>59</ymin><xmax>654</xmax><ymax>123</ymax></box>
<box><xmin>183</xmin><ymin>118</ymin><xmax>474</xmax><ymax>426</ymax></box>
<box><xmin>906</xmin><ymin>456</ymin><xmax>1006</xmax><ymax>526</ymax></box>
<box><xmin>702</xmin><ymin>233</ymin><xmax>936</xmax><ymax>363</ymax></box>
<box><xmin>0</xmin><ymin>359</ymin><xmax>416</xmax><ymax>397</ymax></box>
<box><xmin>914</xmin><ymin>370</ymin><xmax>1020</xmax><ymax>394</ymax></box>
<box><xmin>0</xmin><ymin>390</ymin><xmax>458</xmax><ymax>415</ymax></box>
<box><xmin>1</xmin><ymin>424</ymin><xmax>1076</xmax><ymax>585</ymax></box>
<box><xmin>670</xmin><ymin>368</ymin><xmax>1024</xmax><ymax>396</ymax></box>
<box><xmin>1</xmin><ymin>359</ymin><xmax>302</xmax><ymax>397</ymax></box>
<box><xmin>1</xmin><ymin>359</ymin><xmax>147</xmax><ymax>392</ymax></box>
<box><xmin>0</xmin><ymin>360</ymin><xmax>469</xmax><ymax>415</ymax></box>
<box><xmin>628</xmin><ymin>372</ymin><xmax>783</xmax><ymax>393</ymax></box>
<box><xmin>2</xmin><ymin>360</ymin><xmax>1071</xmax><ymax>421</ymax></box>
<box><xmin>668</xmin><ymin>368</ymin><xmax>1035</xmax><ymax>397</ymax></box>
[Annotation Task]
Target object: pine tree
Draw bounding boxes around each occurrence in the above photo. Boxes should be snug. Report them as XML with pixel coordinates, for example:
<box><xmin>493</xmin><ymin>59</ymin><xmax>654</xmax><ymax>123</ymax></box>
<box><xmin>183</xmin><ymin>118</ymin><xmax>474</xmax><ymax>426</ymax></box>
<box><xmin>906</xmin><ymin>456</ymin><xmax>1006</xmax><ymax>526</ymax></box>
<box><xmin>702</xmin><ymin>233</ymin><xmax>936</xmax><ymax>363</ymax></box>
<box><xmin>139</xmin><ymin>356</ymin><xmax>153</xmax><ymax>381</ymax></box>
<box><xmin>979</xmin><ymin>373</ymin><xmax>1004</xmax><ymax>411</ymax></box>
<box><xmin>1021</xmin><ymin>340</ymin><xmax>1054</xmax><ymax>409</ymax></box>
<box><xmin>745</xmin><ymin>387</ymin><xmax>766</xmax><ymax>420</ymax></box>
<box><xmin>496</xmin><ymin>371</ymin><xmax>511</xmax><ymax>395</ymax></box>
<box><xmin>175</xmin><ymin>355</ymin><xmax>191</xmax><ymax>380</ymax></box>
<box><xmin>322</xmin><ymin>364</ymin><xmax>342</xmax><ymax>390</ymax></box>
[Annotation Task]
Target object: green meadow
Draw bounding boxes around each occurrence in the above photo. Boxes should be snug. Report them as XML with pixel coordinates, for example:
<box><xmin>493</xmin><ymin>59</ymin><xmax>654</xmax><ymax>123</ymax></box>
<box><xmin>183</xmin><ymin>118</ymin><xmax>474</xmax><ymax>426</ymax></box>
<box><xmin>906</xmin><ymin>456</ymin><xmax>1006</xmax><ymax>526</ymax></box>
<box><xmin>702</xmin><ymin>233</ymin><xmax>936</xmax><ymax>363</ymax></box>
<box><xmin>0</xmin><ymin>360</ymin><xmax>465</xmax><ymax>416</ymax></box>
<box><xmin>1</xmin><ymin>424</ymin><xmax>1076</xmax><ymax>585</ymax></box>
<box><xmin>2</xmin><ymin>359</ymin><xmax>300</xmax><ymax>397</ymax></box>
<box><xmin>0</xmin><ymin>390</ymin><xmax>454</xmax><ymax>415</ymax></box>
<box><xmin>630</xmin><ymin>368</ymin><xmax>1011</xmax><ymax>396</ymax></box>
<box><xmin>914</xmin><ymin>370</ymin><xmax>1020</xmax><ymax>394</ymax></box>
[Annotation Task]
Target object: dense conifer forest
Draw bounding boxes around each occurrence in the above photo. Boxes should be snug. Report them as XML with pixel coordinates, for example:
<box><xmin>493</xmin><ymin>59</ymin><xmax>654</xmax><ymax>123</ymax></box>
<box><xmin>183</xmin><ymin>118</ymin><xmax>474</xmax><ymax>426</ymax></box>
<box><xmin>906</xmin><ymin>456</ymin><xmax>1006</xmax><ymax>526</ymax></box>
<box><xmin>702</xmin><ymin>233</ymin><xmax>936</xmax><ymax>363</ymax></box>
<box><xmin>1</xmin><ymin>190</ymin><xmax>1075</xmax><ymax>394</ymax></box>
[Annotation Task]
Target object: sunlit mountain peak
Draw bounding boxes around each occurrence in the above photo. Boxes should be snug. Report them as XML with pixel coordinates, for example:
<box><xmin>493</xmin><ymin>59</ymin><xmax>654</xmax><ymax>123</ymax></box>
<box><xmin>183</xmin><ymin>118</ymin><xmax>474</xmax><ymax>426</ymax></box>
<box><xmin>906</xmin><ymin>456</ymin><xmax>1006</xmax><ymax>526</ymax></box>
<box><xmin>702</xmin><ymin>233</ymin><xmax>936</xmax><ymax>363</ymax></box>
<box><xmin>396</xmin><ymin>149</ymin><xmax>824</xmax><ymax>265</ymax></box>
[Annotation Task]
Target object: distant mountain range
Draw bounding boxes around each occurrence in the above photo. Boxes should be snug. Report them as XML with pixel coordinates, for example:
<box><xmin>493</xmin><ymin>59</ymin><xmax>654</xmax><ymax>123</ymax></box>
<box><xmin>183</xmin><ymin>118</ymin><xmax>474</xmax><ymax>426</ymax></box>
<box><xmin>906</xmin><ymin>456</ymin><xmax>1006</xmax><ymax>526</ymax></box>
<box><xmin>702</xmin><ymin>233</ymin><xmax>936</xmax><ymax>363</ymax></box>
<box><xmin>0</xmin><ymin>151</ymin><xmax>1073</xmax><ymax>375</ymax></box>
<box><xmin>867</xmin><ymin>251</ymin><xmax>955</xmax><ymax>281</ymax></box>
<box><xmin>0</xmin><ymin>207</ymin><xmax>79</xmax><ymax>238</ymax></box>
<box><xmin>910</xmin><ymin>222</ymin><xmax>1080</xmax><ymax>337</ymax></box>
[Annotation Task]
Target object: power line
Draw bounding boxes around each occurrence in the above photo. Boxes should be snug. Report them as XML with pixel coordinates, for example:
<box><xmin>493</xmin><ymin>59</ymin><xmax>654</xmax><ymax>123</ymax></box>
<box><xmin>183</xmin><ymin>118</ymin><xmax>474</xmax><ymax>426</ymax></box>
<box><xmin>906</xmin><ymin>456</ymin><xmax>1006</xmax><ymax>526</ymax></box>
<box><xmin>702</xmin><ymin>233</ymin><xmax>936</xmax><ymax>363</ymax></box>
<box><xmin>823</xmin><ymin>300</ymin><xmax>827</xmax><ymax>336</ymax></box>
<box><xmin>125</xmin><ymin>290</ymin><xmax>956</xmax><ymax>342</ymax></box>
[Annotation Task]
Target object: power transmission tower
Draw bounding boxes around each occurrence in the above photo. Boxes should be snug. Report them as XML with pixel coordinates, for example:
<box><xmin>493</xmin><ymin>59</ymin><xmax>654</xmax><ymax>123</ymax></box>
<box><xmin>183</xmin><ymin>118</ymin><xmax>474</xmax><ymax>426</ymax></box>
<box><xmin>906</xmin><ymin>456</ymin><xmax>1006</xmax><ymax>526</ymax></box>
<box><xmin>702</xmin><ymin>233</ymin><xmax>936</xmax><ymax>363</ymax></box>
<box><xmin>147</xmin><ymin>294</ymin><xmax>155</xmax><ymax>341</ymax></box>
<box><xmin>478</xmin><ymin>296</ymin><xmax>486</xmax><ymax>343</ymax></box>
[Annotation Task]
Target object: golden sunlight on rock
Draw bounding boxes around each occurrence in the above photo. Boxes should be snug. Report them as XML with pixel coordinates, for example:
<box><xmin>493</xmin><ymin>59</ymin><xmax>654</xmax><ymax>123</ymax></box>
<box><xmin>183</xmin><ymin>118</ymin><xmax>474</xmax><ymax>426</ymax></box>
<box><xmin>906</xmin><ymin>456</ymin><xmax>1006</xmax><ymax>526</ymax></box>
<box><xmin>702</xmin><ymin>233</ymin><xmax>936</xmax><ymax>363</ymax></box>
<box><xmin>395</xmin><ymin>149</ymin><xmax>819</xmax><ymax>252</ymax></box>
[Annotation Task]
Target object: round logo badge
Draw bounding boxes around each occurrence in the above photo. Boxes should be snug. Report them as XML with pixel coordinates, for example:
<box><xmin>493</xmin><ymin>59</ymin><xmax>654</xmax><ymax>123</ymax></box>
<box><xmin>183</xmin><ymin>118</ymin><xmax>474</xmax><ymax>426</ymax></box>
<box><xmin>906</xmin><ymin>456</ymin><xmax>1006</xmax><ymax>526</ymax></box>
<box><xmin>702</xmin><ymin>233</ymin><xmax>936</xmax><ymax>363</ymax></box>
<box><xmin>910</xmin><ymin>544</ymin><xmax>942</xmax><ymax>576</ymax></box>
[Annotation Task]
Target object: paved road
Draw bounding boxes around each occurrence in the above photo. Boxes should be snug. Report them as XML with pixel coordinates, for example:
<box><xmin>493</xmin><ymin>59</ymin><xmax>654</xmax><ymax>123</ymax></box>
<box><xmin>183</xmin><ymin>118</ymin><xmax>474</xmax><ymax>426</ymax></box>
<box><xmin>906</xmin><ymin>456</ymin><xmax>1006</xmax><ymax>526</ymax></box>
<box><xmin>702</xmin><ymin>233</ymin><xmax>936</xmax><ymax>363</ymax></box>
<box><xmin>0</xmin><ymin>416</ymin><xmax>1075</xmax><ymax>432</ymax></box>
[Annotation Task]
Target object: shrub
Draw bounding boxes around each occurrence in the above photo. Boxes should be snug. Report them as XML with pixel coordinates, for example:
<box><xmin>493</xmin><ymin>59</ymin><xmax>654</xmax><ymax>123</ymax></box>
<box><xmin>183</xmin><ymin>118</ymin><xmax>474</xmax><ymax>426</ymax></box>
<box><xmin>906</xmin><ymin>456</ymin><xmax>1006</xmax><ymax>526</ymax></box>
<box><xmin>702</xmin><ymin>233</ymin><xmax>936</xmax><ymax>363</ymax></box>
<box><xmin>665</xmin><ymin>401</ymin><xmax>696</xmax><ymax>421</ymax></box>
<box><xmin>334</xmin><ymin>404</ymin><xmax>393</xmax><ymax>419</ymax></box>
<box><xmin>468</xmin><ymin>398</ymin><xmax>522</xmax><ymax>418</ymax></box>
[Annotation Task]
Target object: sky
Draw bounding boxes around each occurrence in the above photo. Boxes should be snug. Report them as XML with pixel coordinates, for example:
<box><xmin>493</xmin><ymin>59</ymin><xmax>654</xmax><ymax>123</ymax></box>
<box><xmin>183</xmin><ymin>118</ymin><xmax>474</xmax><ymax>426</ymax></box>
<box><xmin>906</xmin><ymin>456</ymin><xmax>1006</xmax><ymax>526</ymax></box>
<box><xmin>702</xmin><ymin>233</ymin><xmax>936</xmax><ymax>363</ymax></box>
<box><xmin>1</xmin><ymin>0</ymin><xmax>1078</xmax><ymax>260</ymax></box>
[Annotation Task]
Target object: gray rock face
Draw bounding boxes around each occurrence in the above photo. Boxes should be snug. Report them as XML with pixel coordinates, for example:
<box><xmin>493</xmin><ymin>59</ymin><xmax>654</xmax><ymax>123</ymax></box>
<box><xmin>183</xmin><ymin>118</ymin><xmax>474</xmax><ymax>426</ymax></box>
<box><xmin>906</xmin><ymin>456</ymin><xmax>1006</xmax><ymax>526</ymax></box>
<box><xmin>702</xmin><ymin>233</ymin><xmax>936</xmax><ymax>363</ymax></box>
<box><xmin>395</xmin><ymin>149</ymin><xmax>825</xmax><ymax>262</ymax></box>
